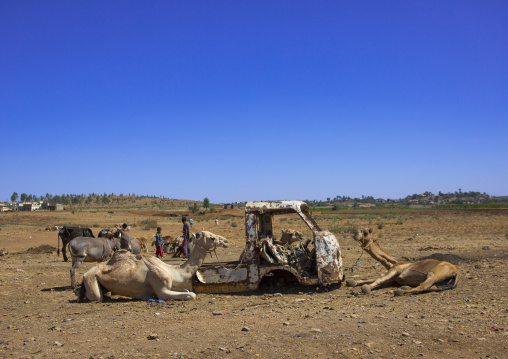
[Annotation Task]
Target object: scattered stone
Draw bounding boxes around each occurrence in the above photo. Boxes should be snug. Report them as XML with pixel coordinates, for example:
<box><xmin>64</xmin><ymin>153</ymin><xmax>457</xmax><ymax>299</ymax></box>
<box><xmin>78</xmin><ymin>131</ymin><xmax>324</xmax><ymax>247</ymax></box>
<box><xmin>482</xmin><ymin>246</ymin><xmax>491</xmax><ymax>250</ymax></box>
<box><xmin>54</xmin><ymin>341</ymin><xmax>63</xmax><ymax>347</ymax></box>
<box><xmin>241</xmin><ymin>327</ymin><xmax>251</xmax><ymax>332</ymax></box>
<box><xmin>283</xmin><ymin>322</ymin><xmax>290</xmax><ymax>326</ymax></box>
<box><xmin>310</xmin><ymin>328</ymin><xmax>322</xmax><ymax>333</ymax></box>
<box><xmin>402</xmin><ymin>332</ymin><xmax>410</xmax><ymax>337</ymax></box>
<box><xmin>212</xmin><ymin>311</ymin><xmax>222</xmax><ymax>316</ymax></box>
<box><xmin>147</xmin><ymin>333</ymin><xmax>159</xmax><ymax>340</ymax></box>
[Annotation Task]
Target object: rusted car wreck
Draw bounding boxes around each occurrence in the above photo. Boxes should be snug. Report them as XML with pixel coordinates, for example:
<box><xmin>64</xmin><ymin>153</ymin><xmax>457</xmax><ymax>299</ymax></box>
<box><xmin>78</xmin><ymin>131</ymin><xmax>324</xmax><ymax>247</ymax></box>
<box><xmin>193</xmin><ymin>201</ymin><xmax>344</xmax><ymax>293</ymax></box>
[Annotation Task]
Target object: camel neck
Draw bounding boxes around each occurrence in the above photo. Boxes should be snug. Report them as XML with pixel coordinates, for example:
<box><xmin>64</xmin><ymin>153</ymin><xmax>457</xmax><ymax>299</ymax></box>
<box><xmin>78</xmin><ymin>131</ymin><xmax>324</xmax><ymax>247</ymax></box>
<box><xmin>362</xmin><ymin>238</ymin><xmax>398</xmax><ymax>270</ymax></box>
<box><xmin>178</xmin><ymin>241</ymin><xmax>210</xmax><ymax>280</ymax></box>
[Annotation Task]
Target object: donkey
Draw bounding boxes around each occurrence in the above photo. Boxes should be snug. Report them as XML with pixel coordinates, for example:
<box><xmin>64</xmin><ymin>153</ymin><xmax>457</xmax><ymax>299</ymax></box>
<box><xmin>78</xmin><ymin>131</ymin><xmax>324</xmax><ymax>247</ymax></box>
<box><xmin>68</xmin><ymin>235</ymin><xmax>121</xmax><ymax>289</ymax></box>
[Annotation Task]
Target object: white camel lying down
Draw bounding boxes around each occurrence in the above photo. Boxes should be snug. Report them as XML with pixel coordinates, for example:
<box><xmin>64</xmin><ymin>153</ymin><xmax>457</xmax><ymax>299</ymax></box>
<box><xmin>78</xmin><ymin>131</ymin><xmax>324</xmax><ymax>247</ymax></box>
<box><xmin>77</xmin><ymin>231</ymin><xmax>228</xmax><ymax>302</ymax></box>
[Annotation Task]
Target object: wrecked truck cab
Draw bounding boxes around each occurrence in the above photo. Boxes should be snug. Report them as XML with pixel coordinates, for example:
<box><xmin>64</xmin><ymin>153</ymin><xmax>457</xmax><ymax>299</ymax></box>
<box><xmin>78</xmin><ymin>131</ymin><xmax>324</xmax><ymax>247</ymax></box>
<box><xmin>192</xmin><ymin>201</ymin><xmax>344</xmax><ymax>293</ymax></box>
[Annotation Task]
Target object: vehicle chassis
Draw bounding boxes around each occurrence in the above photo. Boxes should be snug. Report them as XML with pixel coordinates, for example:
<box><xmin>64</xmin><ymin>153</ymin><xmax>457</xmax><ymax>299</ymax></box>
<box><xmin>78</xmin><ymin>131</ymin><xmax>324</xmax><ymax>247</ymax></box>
<box><xmin>193</xmin><ymin>201</ymin><xmax>344</xmax><ymax>293</ymax></box>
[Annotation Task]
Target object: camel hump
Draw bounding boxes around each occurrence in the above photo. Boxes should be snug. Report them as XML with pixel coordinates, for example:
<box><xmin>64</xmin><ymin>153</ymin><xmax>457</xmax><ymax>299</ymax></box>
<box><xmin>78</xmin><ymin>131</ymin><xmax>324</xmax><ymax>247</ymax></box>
<box><xmin>107</xmin><ymin>249</ymin><xmax>137</xmax><ymax>264</ymax></box>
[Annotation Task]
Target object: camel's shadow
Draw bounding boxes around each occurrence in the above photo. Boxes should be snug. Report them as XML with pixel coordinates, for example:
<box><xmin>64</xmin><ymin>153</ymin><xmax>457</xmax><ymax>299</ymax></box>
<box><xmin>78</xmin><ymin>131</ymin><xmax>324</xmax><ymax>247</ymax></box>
<box><xmin>41</xmin><ymin>286</ymin><xmax>72</xmax><ymax>292</ymax></box>
<box><xmin>69</xmin><ymin>282</ymin><xmax>334</xmax><ymax>304</ymax></box>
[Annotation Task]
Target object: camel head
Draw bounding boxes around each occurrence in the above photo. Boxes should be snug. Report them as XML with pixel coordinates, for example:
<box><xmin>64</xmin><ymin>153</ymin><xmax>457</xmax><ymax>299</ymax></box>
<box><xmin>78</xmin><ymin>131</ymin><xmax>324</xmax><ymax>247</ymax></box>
<box><xmin>198</xmin><ymin>231</ymin><xmax>229</xmax><ymax>252</ymax></box>
<box><xmin>354</xmin><ymin>228</ymin><xmax>373</xmax><ymax>247</ymax></box>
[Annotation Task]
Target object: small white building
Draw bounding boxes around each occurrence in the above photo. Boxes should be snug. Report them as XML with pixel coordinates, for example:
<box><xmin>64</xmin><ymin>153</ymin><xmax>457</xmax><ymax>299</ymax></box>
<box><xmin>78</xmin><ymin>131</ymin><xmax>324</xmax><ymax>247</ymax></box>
<box><xmin>23</xmin><ymin>203</ymin><xmax>42</xmax><ymax>211</ymax></box>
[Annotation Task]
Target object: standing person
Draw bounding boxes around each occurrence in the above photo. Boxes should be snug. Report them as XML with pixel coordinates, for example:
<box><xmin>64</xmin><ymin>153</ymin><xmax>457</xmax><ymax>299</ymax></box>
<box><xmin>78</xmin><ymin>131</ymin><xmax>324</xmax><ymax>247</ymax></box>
<box><xmin>215</xmin><ymin>218</ymin><xmax>218</xmax><ymax>225</ymax></box>
<box><xmin>189</xmin><ymin>218</ymin><xmax>193</xmax><ymax>228</ymax></box>
<box><xmin>155</xmin><ymin>227</ymin><xmax>164</xmax><ymax>258</ymax></box>
<box><xmin>182</xmin><ymin>216</ymin><xmax>190</xmax><ymax>259</ymax></box>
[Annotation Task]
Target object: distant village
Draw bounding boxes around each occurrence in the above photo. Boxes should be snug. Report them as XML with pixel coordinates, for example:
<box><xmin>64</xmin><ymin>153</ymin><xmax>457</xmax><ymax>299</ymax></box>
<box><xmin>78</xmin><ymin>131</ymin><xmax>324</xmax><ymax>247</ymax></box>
<box><xmin>305</xmin><ymin>190</ymin><xmax>506</xmax><ymax>208</ymax></box>
<box><xmin>0</xmin><ymin>201</ymin><xmax>63</xmax><ymax>212</ymax></box>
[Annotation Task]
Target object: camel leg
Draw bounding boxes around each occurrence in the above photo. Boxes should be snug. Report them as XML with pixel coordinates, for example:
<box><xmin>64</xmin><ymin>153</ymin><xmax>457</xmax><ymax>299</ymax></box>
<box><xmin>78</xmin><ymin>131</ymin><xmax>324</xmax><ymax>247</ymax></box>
<box><xmin>145</xmin><ymin>264</ymin><xmax>196</xmax><ymax>301</ymax></box>
<box><xmin>361</xmin><ymin>268</ymin><xmax>401</xmax><ymax>294</ymax></box>
<box><xmin>150</xmin><ymin>275</ymin><xmax>196</xmax><ymax>300</ymax></box>
<box><xmin>399</xmin><ymin>264</ymin><xmax>458</xmax><ymax>295</ymax></box>
<box><xmin>157</xmin><ymin>288</ymin><xmax>197</xmax><ymax>301</ymax></box>
<box><xmin>346</xmin><ymin>278</ymin><xmax>376</xmax><ymax>287</ymax></box>
<box><xmin>82</xmin><ymin>266</ymin><xmax>104</xmax><ymax>302</ymax></box>
<box><xmin>70</xmin><ymin>258</ymin><xmax>84</xmax><ymax>289</ymax></box>
<box><xmin>396</xmin><ymin>272</ymin><xmax>443</xmax><ymax>295</ymax></box>
<box><xmin>159</xmin><ymin>288</ymin><xmax>193</xmax><ymax>293</ymax></box>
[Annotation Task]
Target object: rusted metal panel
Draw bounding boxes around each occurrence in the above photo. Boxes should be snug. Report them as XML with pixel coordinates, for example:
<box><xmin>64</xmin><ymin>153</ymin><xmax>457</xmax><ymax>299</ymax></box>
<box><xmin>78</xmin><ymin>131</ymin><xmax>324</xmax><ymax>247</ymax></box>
<box><xmin>244</xmin><ymin>212</ymin><xmax>259</xmax><ymax>263</ymax></box>
<box><xmin>246</xmin><ymin>200</ymin><xmax>308</xmax><ymax>213</ymax></box>
<box><xmin>315</xmin><ymin>231</ymin><xmax>343</xmax><ymax>283</ymax></box>
<box><xmin>193</xmin><ymin>263</ymin><xmax>257</xmax><ymax>293</ymax></box>
<box><xmin>196</xmin><ymin>267</ymin><xmax>248</xmax><ymax>283</ymax></box>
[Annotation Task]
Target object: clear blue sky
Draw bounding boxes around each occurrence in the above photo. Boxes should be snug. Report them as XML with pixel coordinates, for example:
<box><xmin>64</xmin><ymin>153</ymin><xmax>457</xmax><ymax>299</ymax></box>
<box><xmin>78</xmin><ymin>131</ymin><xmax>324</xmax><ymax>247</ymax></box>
<box><xmin>1</xmin><ymin>1</ymin><xmax>507</xmax><ymax>203</ymax></box>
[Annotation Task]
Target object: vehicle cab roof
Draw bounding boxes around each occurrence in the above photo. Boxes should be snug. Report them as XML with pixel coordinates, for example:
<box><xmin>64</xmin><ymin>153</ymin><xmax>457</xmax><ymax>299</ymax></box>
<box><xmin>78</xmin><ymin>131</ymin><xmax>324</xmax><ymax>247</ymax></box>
<box><xmin>245</xmin><ymin>200</ymin><xmax>309</xmax><ymax>215</ymax></box>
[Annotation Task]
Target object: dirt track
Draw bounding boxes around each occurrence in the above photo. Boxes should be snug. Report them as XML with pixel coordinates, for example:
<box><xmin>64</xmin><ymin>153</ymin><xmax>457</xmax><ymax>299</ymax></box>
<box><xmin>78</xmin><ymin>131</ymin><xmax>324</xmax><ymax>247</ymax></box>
<box><xmin>0</xmin><ymin>209</ymin><xmax>507</xmax><ymax>358</ymax></box>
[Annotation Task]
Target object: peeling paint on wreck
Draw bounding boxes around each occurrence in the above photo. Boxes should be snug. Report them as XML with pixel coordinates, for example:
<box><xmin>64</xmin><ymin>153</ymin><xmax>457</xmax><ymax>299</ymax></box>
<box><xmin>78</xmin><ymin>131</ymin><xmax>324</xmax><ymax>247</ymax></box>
<box><xmin>192</xmin><ymin>200</ymin><xmax>344</xmax><ymax>293</ymax></box>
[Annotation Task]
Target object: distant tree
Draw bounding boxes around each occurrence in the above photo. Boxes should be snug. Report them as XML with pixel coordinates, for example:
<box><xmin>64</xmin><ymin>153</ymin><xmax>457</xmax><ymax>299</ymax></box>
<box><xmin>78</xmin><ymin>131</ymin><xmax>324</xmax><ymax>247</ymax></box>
<box><xmin>203</xmin><ymin>197</ymin><xmax>210</xmax><ymax>208</ymax></box>
<box><xmin>11</xmin><ymin>192</ymin><xmax>18</xmax><ymax>202</ymax></box>
<box><xmin>192</xmin><ymin>203</ymin><xmax>199</xmax><ymax>213</ymax></box>
<box><xmin>20</xmin><ymin>193</ymin><xmax>27</xmax><ymax>202</ymax></box>
<box><xmin>60</xmin><ymin>195</ymin><xmax>70</xmax><ymax>205</ymax></box>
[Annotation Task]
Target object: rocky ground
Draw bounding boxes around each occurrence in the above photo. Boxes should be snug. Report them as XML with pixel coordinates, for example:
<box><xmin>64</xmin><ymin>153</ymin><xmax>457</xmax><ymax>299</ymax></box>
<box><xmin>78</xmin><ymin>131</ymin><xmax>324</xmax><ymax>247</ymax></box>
<box><xmin>0</xmin><ymin>208</ymin><xmax>507</xmax><ymax>358</ymax></box>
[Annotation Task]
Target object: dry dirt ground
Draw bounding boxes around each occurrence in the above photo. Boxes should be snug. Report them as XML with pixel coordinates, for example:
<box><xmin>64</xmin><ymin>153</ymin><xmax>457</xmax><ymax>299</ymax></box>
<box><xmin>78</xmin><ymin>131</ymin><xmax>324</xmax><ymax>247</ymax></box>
<box><xmin>0</xmin><ymin>209</ymin><xmax>507</xmax><ymax>358</ymax></box>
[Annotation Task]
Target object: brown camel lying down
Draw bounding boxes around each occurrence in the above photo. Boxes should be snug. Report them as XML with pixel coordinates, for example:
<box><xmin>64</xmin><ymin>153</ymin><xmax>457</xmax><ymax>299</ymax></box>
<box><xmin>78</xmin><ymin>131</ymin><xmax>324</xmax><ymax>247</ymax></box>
<box><xmin>346</xmin><ymin>228</ymin><xmax>459</xmax><ymax>296</ymax></box>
